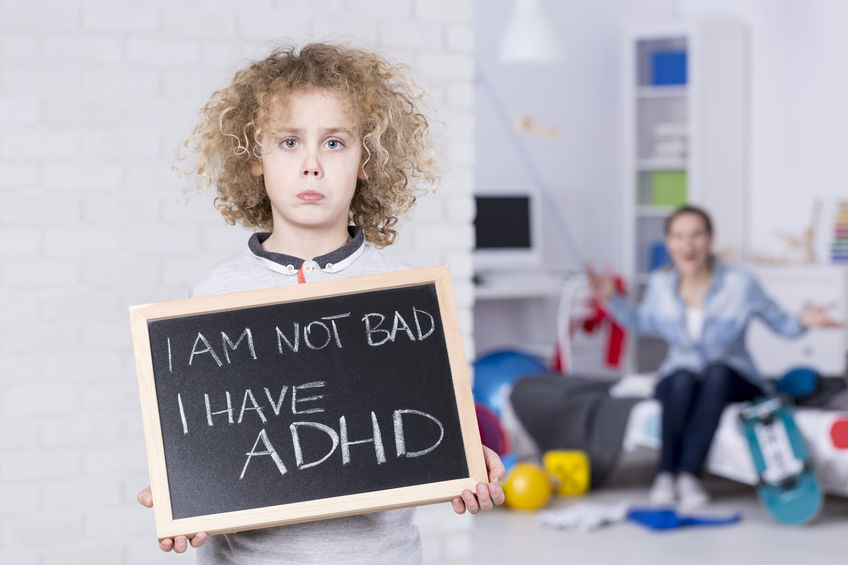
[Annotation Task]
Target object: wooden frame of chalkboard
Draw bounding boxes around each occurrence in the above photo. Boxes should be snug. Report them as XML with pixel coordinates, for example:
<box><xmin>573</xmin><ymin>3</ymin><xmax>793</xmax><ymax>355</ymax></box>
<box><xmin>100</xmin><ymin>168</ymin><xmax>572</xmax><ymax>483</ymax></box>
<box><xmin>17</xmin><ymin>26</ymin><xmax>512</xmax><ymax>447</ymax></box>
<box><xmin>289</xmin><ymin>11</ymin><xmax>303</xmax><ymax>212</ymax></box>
<box><xmin>129</xmin><ymin>265</ymin><xmax>486</xmax><ymax>540</ymax></box>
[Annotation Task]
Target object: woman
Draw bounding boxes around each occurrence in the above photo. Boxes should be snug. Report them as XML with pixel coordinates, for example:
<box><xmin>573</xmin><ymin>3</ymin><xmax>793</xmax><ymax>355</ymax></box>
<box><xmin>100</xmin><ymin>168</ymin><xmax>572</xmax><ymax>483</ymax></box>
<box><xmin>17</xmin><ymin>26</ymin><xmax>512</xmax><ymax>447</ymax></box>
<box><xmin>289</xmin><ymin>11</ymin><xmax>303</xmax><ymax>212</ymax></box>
<box><xmin>587</xmin><ymin>206</ymin><xmax>840</xmax><ymax>508</ymax></box>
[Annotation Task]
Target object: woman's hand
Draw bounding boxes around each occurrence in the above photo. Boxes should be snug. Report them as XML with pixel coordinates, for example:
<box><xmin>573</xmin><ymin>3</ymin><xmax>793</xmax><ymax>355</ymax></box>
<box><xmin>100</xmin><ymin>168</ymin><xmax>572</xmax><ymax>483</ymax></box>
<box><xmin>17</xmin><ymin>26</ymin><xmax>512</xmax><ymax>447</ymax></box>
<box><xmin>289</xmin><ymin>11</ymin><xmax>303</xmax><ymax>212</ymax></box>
<box><xmin>451</xmin><ymin>446</ymin><xmax>506</xmax><ymax>514</ymax></box>
<box><xmin>137</xmin><ymin>486</ymin><xmax>208</xmax><ymax>552</ymax></box>
<box><xmin>799</xmin><ymin>303</ymin><xmax>843</xmax><ymax>329</ymax></box>
<box><xmin>585</xmin><ymin>263</ymin><xmax>617</xmax><ymax>302</ymax></box>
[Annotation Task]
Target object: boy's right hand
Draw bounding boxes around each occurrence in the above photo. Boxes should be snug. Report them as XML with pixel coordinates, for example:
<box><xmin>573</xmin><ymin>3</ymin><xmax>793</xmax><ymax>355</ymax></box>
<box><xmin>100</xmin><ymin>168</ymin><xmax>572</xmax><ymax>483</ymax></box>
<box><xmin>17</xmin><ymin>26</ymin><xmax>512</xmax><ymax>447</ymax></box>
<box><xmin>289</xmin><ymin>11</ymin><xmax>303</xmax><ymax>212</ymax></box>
<box><xmin>137</xmin><ymin>486</ymin><xmax>208</xmax><ymax>553</ymax></box>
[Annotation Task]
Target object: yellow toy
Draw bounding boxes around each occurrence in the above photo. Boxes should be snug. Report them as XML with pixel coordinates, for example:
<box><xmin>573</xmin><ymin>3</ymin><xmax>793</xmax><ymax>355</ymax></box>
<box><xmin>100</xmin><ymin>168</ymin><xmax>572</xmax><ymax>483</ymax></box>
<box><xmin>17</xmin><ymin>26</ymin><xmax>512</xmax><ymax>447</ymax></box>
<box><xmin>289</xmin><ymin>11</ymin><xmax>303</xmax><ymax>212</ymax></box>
<box><xmin>544</xmin><ymin>450</ymin><xmax>591</xmax><ymax>496</ymax></box>
<box><xmin>502</xmin><ymin>461</ymin><xmax>553</xmax><ymax>511</ymax></box>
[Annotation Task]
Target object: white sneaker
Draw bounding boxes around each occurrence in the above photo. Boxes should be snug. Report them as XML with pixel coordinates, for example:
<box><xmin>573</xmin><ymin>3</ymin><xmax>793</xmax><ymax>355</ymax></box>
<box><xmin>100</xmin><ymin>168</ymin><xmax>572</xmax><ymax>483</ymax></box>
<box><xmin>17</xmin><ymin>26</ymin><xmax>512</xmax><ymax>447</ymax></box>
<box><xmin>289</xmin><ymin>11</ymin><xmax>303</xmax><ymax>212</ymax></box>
<box><xmin>649</xmin><ymin>472</ymin><xmax>676</xmax><ymax>505</ymax></box>
<box><xmin>676</xmin><ymin>472</ymin><xmax>710</xmax><ymax>510</ymax></box>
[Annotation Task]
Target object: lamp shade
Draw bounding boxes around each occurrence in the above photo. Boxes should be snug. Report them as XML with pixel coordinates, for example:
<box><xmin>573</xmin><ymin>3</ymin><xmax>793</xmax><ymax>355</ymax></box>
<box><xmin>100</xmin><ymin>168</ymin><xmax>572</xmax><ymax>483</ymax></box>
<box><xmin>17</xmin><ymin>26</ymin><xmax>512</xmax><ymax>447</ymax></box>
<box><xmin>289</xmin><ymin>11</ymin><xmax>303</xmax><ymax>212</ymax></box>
<box><xmin>499</xmin><ymin>0</ymin><xmax>561</xmax><ymax>65</ymax></box>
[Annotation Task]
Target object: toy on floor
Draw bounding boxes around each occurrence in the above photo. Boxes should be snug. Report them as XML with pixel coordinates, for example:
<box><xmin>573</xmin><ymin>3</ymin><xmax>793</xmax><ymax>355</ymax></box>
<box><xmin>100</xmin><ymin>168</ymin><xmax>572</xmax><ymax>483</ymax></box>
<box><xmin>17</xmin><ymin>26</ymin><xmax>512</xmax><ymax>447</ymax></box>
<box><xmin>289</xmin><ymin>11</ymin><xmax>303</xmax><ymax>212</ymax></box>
<box><xmin>475</xmin><ymin>402</ymin><xmax>510</xmax><ymax>456</ymax></box>
<box><xmin>537</xmin><ymin>501</ymin><xmax>628</xmax><ymax>532</ymax></box>
<box><xmin>776</xmin><ymin>366</ymin><xmax>820</xmax><ymax>398</ymax></box>
<box><xmin>627</xmin><ymin>508</ymin><xmax>741</xmax><ymax>531</ymax></box>
<box><xmin>473</xmin><ymin>350</ymin><xmax>547</xmax><ymax>416</ymax></box>
<box><xmin>502</xmin><ymin>461</ymin><xmax>553</xmax><ymax>511</ymax></box>
<box><xmin>739</xmin><ymin>396</ymin><xmax>823</xmax><ymax>524</ymax></box>
<box><xmin>543</xmin><ymin>450</ymin><xmax>590</xmax><ymax>496</ymax></box>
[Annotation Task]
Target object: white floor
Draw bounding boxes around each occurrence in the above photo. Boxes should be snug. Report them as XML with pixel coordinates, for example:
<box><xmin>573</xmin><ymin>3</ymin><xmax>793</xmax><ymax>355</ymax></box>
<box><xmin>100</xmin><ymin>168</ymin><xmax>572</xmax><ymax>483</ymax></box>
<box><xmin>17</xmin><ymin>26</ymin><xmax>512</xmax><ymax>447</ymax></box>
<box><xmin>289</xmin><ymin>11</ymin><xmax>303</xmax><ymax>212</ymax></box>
<box><xmin>470</xmin><ymin>475</ymin><xmax>847</xmax><ymax>565</ymax></box>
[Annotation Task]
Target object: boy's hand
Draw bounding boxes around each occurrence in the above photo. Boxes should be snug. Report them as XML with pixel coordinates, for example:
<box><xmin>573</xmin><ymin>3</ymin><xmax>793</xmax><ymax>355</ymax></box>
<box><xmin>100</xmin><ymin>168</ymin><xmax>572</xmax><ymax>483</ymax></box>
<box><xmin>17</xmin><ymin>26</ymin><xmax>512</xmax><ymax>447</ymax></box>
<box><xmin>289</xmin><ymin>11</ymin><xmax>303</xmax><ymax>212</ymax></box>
<box><xmin>137</xmin><ymin>486</ymin><xmax>208</xmax><ymax>552</ymax></box>
<box><xmin>451</xmin><ymin>446</ymin><xmax>506</xmax><ymax>514</ymax></box>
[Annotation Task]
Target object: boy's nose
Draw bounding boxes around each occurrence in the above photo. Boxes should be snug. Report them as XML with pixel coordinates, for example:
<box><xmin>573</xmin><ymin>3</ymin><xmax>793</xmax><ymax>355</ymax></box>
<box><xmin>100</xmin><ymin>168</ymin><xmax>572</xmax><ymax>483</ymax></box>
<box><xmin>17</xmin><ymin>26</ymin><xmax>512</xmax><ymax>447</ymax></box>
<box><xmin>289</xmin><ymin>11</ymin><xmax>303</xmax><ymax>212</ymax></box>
<box><xmin>302</xmin><ymin>154</ymin><xmax>322</xmax><ymax>177</ymax></box>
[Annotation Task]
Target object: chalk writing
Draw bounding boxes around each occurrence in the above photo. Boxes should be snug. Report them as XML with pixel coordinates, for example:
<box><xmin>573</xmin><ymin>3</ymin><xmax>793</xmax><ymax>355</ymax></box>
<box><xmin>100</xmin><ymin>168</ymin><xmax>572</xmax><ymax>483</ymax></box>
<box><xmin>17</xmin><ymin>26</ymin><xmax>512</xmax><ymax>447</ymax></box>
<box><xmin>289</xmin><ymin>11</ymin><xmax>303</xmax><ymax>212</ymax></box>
<box><xmin>189</xmin><ymin>333</ymin><xmax>223</xmax><ymax>367</ymax></box>
<box><xmin>144</xmin><ymin>283</ymin><xmax>470</xmax><ymax>520</ymax></box>
<box><xmin>238</xmin><ymin>408</ymin><xmax>445</xmax><ymax>479</ymax></box>
<box><xmin>237</xmin><ymin>388</ymin><xmax>266</xmax><ymax>424</ymax></box>
<box><xmin>291</xmin><ymin>381</ymin><xmax>326</xmax><ymax>415</ymax></box>
<box><xmin>362</xmin><ymin>308</ymin><xmax>435</xmax><ymax>346</ymax></box>
<box><xmin>221</xmin><ymin>328</ymin><xmax>257</xmax><ymax>364</ymax></box>
<box><xmin>204</xmin><ymin>391</ymin><xmax>233</xmax><ymax>426</ymax></box>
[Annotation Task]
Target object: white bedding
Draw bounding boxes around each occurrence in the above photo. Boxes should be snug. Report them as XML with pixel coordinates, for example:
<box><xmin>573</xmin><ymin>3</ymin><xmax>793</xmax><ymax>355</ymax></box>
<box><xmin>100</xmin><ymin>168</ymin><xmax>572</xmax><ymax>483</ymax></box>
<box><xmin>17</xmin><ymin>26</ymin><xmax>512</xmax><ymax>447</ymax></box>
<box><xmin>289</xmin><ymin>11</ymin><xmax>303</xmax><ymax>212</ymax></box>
<box><xmin>619</xmin><ymin>381</ymin><xmax>848</xmax><ymax>496</ymax></box>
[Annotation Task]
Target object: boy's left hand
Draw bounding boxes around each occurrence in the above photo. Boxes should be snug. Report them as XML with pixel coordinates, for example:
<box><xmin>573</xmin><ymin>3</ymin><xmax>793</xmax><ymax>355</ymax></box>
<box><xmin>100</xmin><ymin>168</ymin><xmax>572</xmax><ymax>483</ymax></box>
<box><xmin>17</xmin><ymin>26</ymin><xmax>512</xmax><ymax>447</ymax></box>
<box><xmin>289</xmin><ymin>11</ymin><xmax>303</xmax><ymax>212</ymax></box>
<box><xmin>451</xmin><ymin>446</ymin><xmax>506</xmax><ymax>514</ymax></box>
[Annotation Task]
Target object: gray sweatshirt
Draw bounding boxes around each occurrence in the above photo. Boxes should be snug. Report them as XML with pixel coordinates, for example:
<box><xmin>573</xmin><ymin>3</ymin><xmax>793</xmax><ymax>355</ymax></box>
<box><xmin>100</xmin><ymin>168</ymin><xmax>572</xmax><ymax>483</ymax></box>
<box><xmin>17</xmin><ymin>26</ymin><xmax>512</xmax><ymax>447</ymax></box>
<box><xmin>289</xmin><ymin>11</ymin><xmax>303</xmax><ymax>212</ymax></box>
<box><xmin>193</xmin><ymin>229</ymin><xmax>423</xmax><ymax>565</ymax></box>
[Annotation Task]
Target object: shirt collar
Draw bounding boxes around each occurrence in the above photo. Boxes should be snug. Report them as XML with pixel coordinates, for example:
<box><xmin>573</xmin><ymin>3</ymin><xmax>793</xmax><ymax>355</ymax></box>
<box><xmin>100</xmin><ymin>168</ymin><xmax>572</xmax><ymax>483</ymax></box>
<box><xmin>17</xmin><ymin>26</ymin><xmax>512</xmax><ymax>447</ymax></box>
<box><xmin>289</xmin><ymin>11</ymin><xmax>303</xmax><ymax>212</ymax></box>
<box><xmin>669</xmin><ymin>255</ymin><xmax>726</xmax><ymax>306</ymax></box>
<box><xmin>248</xmin><ymin>226</ymin><xmax>365</xmax><ymax>275</ymax></box>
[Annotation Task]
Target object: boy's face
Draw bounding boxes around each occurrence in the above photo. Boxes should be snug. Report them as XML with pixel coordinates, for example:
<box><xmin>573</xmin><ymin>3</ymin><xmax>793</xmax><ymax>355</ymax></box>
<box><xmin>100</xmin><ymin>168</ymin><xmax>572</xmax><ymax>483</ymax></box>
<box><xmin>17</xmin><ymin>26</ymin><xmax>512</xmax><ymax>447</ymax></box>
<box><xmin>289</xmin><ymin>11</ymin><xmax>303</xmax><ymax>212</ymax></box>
<box><xmin>251</xmin><ymin>89</ymin><xmax>364</xmax><ymax>238</ymax></box>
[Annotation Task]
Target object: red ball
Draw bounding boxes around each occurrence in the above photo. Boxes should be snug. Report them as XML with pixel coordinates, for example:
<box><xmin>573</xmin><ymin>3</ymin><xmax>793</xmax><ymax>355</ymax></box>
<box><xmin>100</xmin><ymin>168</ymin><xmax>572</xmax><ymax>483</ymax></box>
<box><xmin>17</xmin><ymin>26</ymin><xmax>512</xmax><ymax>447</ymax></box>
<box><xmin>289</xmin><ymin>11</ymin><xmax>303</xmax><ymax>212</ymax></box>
<box><xmin>475</xmin><ymin>402</ymin><xmax>510</xmax><ymax>456</ymax></box>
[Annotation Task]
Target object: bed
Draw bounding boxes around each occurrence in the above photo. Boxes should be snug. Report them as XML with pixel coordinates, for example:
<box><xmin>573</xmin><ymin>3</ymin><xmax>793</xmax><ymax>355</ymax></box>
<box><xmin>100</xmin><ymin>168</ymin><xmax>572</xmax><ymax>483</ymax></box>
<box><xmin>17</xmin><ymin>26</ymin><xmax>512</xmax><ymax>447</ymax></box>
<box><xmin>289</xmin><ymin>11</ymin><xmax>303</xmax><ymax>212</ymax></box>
<box><xmin>502</xmin><ymin>372</ymin><xmax>848</xmax><ymax>496</ymax></box>
<box><xmin>616</xmin><ymin>375</ymin><xmax>848</xmax><ymax>496</ymax></box>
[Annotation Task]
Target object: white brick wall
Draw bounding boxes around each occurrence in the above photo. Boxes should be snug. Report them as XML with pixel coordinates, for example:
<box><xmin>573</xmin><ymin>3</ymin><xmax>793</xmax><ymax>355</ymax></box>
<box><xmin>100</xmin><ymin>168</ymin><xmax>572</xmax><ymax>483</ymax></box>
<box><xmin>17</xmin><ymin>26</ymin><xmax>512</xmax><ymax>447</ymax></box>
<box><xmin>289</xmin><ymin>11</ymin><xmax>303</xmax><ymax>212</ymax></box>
<box><xmin>0</xmin><ymin>1</ymin><xmax>475</xmax><ymax>563</ymax></box>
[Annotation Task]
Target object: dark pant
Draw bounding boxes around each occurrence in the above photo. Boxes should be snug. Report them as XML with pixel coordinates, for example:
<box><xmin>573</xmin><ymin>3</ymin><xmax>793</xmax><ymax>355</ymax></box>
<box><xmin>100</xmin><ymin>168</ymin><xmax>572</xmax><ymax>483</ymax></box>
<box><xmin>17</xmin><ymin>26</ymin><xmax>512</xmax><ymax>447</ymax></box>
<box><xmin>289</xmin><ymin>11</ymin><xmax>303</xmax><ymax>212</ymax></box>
<box><xmin>655</xmin><ymin>364</ymin><xmax>763</xmax><ymax>476</ymax></box>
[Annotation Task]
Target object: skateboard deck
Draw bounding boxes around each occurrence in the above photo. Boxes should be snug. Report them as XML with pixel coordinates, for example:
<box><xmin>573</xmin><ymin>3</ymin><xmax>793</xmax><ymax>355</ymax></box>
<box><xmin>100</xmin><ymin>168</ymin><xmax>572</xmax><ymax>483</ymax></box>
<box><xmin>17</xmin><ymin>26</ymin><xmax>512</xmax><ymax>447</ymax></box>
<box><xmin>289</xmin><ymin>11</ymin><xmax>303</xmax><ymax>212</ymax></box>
<box><xmin>739</xmin><ymin>397</ymin><xmax>823</xmax><ymax>524</ymax></box>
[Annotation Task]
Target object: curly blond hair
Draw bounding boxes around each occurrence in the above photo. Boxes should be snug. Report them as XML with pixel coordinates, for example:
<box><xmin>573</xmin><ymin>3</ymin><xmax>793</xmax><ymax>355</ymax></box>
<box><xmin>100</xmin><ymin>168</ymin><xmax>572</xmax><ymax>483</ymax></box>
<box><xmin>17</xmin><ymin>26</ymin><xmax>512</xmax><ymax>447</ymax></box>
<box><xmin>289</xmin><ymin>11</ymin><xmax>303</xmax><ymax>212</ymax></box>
<box><xmin>182</xmin><ymin>42</ymin><xmax>438</xmax><ymax>247</ymax></box>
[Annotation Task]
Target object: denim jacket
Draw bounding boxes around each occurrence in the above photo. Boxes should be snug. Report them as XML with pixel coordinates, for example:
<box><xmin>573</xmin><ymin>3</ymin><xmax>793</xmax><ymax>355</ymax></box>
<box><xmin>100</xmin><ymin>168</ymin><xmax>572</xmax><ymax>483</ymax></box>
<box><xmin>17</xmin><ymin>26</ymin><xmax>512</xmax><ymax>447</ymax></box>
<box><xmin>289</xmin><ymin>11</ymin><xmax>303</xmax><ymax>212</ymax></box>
<box><xmin>606</xmin><ymin>260</ymin><xmax>806</xmax><ymax>391</ymax></box>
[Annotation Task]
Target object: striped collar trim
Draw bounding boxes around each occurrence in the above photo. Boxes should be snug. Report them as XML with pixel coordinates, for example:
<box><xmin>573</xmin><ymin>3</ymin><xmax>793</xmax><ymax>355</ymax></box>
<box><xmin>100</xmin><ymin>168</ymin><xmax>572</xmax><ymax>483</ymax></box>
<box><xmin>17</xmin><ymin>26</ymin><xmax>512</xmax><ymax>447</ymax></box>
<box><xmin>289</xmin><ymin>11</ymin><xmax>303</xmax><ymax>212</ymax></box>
<box><xmin>248</xmin><ymin>226</ymin><xmax>366</xmax><ymax>275</ymax></box>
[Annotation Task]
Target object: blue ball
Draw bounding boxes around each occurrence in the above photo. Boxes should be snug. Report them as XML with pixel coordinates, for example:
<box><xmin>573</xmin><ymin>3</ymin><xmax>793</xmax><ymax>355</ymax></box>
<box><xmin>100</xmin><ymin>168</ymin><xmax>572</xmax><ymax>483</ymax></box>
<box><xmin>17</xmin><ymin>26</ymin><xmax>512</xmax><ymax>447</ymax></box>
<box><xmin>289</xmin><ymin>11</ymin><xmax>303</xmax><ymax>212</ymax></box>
<box><xmin>500</xmin><ymin>453</ymin><xmax>519</xmax><ymax>476</ymax></box>
<box><xmin>776</xmin><ymin>366</ymin><xmax>820</xmax><ymax>398</ymax></box>
<box><xmin>473</xmin><ymin>350</ymin><xmax>547</xmax><ymax>416</ymax></box>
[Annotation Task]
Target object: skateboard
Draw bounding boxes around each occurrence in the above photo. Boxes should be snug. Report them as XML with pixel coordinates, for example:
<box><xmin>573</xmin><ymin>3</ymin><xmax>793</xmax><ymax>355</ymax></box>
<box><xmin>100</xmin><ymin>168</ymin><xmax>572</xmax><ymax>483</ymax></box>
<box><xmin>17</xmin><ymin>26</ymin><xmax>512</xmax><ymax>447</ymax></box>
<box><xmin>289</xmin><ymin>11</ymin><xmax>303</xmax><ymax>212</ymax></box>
<box><xmin>739</xmin><ymin>397</ymin><xmax>823</xmax><ymax>524</ymax></box>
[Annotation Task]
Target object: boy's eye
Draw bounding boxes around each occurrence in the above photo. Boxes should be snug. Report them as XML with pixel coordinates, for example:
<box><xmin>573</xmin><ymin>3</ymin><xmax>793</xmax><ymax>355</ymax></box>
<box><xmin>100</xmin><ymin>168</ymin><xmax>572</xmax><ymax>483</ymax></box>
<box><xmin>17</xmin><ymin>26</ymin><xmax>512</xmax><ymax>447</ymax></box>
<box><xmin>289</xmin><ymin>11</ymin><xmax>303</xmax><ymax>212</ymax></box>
<box><xmin>281</xmin><ymin>138</ymin><xmax>297</xmax><ymax>149</ymax></box>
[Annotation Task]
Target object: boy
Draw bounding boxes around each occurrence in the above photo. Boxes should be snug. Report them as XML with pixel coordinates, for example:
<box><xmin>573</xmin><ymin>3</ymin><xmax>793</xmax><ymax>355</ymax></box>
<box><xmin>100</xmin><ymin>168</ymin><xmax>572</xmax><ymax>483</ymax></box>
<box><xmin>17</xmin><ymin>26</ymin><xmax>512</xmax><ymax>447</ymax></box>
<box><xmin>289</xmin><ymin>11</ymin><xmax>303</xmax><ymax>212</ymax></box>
<box><xmin>137</xmin><ymin>43</ymin><xmax>505</xmax><ymax>563</ymax></box>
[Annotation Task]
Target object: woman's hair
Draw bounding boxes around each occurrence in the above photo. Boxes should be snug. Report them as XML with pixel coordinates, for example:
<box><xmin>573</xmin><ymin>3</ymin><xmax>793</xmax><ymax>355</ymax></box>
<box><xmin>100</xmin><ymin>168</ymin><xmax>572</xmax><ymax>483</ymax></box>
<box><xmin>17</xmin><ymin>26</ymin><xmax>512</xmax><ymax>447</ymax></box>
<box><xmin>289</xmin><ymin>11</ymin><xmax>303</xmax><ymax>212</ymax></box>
<box><xmin>664</xmin><ymin>205</ymin><xmax>713</xmax><ymax>236</ymax></box>
<box><xmin>182</xmin><ymin>43</ymin><xmax>438</xmax><ymax>247</ymax></box>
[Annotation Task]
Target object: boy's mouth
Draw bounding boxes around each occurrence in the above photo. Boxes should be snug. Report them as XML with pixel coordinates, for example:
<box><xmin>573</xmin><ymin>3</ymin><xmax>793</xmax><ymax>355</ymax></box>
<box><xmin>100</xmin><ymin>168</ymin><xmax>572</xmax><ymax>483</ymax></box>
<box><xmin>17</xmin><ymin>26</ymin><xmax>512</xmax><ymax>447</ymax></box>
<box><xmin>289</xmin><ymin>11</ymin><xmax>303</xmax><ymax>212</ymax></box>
<box><xmin>297</xmin><ymin>191</ymin><xmax>324</xmax><ymax>202</ymax></box>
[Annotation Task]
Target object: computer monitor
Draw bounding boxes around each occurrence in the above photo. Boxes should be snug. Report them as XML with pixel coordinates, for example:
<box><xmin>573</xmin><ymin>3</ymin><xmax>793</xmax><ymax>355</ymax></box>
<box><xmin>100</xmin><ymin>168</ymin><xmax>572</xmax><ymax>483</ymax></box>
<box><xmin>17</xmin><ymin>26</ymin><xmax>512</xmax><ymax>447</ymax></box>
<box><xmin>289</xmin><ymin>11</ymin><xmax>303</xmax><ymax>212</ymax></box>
<box><xmin>473</xmin><ymin>192</ymin><xmax>542</xmax><ymax>272</ymax></box>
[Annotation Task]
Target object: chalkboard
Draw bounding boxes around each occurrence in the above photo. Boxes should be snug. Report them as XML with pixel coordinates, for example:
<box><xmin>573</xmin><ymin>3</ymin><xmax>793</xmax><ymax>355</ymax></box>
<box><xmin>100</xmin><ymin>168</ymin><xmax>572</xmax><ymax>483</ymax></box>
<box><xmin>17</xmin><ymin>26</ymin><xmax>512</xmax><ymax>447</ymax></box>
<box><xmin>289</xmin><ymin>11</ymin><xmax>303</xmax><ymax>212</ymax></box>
<box><xmin>129</xmin><ymin>266</ymin><xmax>486</xmax><ymax>539</ymax></box>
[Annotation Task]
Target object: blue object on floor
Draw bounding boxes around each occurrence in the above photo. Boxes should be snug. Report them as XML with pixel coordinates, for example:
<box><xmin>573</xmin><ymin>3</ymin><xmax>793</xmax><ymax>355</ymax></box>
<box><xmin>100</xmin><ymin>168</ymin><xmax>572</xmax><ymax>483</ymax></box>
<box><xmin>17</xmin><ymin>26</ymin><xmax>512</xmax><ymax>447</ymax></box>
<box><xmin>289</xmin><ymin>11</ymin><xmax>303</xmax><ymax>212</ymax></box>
<box><xmin>776</xmin><ymin>366</ymin><xmax>820</xmax><ymax>398</ymax></box>
<box><xmin>627</xmin><ymin>508</ymin><xmax>742</xmax><ymax>531</ymax></box>
<box><xmin>473</xmin><ymin>350</ymin><xmax>547</xmax><ymax>416</ymax></box>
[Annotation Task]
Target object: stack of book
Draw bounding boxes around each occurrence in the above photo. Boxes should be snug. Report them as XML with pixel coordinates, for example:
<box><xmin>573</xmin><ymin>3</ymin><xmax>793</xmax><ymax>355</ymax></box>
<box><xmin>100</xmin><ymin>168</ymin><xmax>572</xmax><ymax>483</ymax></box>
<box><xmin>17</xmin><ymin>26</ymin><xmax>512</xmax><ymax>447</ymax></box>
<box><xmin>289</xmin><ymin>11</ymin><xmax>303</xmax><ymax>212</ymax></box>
<box><xmin>652</xmin><ymin>122</ymin><xmax>687</xmax><ymax>161</ymax></box>
<box><xmin>833</xmin><ymin>201</ymin><xmax>848</xmax><ymax>263</ymax></box>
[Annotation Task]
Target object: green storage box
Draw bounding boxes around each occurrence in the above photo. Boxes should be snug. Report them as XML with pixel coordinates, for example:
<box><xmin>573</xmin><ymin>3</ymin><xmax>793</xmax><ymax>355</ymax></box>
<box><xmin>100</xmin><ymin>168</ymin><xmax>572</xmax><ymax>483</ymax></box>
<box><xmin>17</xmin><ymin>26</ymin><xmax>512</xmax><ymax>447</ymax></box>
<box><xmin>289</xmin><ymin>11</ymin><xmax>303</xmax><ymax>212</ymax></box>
<box><xmin>652</xmin><ymin>171</ymin><xmax>687</xmax><ymax>206</ymax></box>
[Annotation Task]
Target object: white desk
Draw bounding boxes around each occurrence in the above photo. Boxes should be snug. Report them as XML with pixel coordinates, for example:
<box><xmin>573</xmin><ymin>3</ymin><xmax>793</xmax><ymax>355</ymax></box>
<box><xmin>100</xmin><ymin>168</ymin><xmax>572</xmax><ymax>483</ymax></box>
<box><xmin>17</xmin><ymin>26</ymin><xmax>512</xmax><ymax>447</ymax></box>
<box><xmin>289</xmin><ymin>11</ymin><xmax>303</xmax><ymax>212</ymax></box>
<box><xmin>473</xmin><ymin>271</ymin><xmax>568</xmax><ymax>301</ymax></box>
<box><xmin>472</xmin><ymin>271</ymin><xmax>572</xmax><ymax>361</ymax></box>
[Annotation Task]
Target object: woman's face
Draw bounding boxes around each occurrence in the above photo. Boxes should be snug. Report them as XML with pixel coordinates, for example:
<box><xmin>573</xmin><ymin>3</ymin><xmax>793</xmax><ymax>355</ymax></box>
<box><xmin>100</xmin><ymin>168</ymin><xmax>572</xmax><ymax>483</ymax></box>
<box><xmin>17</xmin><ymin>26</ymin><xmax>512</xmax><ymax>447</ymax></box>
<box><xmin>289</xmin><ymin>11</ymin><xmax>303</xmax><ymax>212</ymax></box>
<box><xmin>665</xmin><ymin>212</ymin><xmax>712</xmax><ymax>275</ymax></box>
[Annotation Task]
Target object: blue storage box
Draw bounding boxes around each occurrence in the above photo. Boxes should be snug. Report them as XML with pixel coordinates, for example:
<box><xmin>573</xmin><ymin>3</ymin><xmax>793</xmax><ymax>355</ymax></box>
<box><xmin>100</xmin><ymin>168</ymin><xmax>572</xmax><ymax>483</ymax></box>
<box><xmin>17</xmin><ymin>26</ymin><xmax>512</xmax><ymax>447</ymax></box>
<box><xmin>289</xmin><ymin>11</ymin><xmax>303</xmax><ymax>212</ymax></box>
<box><xmin>651</xmin><ymin>51</ymin><xmax>687</xmax><ymax>85</ymax></box>
<box><xmin>649</xmin><ymin>241</ymin><xmax>670</xmax><ymax>270</ymax></box>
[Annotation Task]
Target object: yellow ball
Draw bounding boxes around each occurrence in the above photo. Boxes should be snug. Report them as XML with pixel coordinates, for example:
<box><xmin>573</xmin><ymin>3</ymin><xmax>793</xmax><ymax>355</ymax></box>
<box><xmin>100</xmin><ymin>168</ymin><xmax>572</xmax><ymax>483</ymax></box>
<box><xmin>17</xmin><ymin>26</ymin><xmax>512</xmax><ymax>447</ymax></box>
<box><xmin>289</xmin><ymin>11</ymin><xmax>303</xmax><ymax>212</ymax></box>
<box><xmin>502</xmin><ymin>462</ymin><xmax>552</xmax><ymax>511</ymax></box>
<box><xmin>544</xmin><ymin>450</ymin><xmax>591</xmax><ymax>496</ymax></box>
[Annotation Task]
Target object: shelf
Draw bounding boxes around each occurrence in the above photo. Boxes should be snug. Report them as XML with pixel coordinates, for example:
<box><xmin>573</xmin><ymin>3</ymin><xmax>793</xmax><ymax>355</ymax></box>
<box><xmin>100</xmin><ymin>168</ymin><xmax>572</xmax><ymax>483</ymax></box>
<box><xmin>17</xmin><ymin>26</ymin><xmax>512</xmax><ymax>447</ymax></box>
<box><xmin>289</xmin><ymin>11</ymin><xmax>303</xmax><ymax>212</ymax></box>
<box><xmin>636</xmin><ymin>158</ymin><xmax>687</xmax><ymax>171</ymax></box>
<box><xmin>637</xmin><ymin>205</ymin><xmax>675</xmax><ymax>218</ymax></box>
<box><xmin>625</xmin><ymin>22</ymin><xmax>747</xmax><ymax>375</ymax></box>
<box><xmin>637</xmin><ymin>85</ymin><xmax>688</xmax><ymax>99</ymax></box>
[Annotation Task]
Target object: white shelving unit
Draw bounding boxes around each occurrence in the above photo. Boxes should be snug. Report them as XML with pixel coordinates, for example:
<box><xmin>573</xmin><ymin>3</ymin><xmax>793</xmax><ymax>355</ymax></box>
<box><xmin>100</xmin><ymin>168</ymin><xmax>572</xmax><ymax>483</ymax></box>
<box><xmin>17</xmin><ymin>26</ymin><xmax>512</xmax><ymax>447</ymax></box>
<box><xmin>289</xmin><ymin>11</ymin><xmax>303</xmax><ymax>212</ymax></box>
<box><xmin>623</xmin><ymin>21</ymin><xmax>748</xmax><ymax>372</ymax></box>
